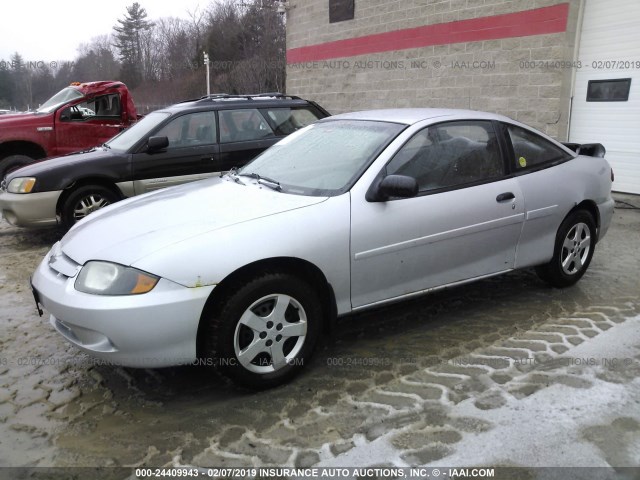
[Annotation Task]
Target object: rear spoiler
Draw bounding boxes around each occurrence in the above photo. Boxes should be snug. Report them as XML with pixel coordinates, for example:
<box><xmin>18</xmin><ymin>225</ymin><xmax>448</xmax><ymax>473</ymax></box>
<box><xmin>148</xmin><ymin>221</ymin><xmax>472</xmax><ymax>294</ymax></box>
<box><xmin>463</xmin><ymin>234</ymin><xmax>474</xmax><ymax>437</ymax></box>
<box><xmin>562</xmin><ymin>142</ymin><xmax>606</xmax><ymax>158</ymax></box>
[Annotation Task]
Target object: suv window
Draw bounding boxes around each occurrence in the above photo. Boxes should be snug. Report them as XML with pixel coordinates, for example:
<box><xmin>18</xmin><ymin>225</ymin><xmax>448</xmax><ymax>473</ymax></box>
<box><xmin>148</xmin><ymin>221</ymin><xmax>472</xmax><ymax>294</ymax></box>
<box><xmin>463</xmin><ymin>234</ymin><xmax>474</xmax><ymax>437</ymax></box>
<box><xmin>506</xmin><ymin>124</ymin><xmax>571</xmax><ymax>169</ymax></box>
<box><xmin>154</xmin><ymin>112</ymin><xmax>217</xmax><ymax>149</ymax></box>
<box><xmin>386</xmin><ymin>121</ymin><xmax>503</xmax><ymax>192</ymax></box>
<box><xmin>219</xmin><ymin>109</ymin><xmax>275</xmax><ymax>143</ymax></box>
<box><xmin>263</xmin><ymin>108</ymin><xmax>322</xmax><ymax>135</ymax></box>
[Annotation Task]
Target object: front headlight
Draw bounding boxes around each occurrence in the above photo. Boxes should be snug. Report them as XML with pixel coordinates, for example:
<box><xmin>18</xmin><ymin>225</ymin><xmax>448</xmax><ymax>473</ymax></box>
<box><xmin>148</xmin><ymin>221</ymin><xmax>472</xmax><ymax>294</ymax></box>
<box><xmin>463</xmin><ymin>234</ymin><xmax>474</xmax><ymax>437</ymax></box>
<box><xmin>75</xmin><ymin>261</ymin><xmax>159</xmax><ymax>295</ymax></box>
<box><xmin>7</xmin><ymin>177</ymin><xmax>36</xmax><ymax>193</ymax></box>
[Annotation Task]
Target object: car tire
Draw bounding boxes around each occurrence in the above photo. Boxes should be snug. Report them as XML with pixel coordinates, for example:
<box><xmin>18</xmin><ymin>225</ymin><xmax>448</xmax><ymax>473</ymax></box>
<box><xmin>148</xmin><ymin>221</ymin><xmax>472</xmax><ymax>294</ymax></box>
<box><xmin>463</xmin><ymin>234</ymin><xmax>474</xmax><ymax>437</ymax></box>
<box><xmin>0</xmin><ymin>154</ymin><xmax>35</xmax><ymax>178</ymax></box>
<box><xmin>535</xmin><ymin>210</ymin><xmax>596</xmax><ymax>288</ymax></box>
<box><xmin>61</xmin><ymin>185</ymin><xmax>120</xmax><ymax>229</ymax></box>
<box><xmin>201</xmin><ymin>272</ymin><xmax>322</xmax><ymax>389</ymax></box>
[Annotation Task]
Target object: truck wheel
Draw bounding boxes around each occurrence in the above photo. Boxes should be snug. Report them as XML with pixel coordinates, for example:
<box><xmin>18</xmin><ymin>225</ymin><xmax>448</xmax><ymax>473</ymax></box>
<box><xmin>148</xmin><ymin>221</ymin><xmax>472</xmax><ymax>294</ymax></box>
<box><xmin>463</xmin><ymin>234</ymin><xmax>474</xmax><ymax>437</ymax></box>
<box><xmin>61</xmin><ymin>185</ymin><xmax>120</xmax><ymax>228</ymax></box>
<box><xmin>201</xmin><ymin>272</ymin><xmax>322</xmax><ymax>389</ymax></box>
<box><xmin>0</xmin><ymin>155</ymin><xmax>34</xmax><ymax>178</ymax></box>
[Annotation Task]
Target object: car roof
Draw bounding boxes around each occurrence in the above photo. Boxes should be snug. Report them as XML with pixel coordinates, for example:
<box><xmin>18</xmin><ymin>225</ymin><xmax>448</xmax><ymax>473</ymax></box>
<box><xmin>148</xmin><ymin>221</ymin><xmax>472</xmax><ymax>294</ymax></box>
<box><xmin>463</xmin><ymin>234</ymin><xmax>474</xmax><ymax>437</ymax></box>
<box><xmin>324</xmin><ymin>108</ymin><xmax>577</xmax><ymax>157</ymax></box>
<box><xmin>326</xmin><ymin>108</ymin><xmax>514</xmax><ymax>125</ymax></box>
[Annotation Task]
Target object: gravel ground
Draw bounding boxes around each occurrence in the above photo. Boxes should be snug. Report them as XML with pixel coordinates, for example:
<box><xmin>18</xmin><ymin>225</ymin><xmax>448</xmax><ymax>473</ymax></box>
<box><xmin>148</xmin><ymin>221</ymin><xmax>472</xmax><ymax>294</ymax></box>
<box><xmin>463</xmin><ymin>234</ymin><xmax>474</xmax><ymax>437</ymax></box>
<box><xmin>0</xmin><ymin>194</ymin><xmax>639</xmax><ymax>476</ymax></box>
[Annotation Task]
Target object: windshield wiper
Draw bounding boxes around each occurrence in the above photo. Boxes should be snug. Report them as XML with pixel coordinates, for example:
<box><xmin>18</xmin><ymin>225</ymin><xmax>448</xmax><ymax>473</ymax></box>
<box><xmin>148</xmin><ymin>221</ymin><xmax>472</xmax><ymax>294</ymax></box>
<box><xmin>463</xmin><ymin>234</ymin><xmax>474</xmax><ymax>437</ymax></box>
<box><xmin>224</xmin><ymin>167</ymin><xmax>246</xmax><ymax>185</ymax></box>
<box><xmin>102</xmin><ymin>143</ymin><xmax>111</xmax><ymax>149</ymax></box>
<box><xmin>238</xmin><ymin>172</ymin><xmax>281</xmax><ymax>191</ymax></box>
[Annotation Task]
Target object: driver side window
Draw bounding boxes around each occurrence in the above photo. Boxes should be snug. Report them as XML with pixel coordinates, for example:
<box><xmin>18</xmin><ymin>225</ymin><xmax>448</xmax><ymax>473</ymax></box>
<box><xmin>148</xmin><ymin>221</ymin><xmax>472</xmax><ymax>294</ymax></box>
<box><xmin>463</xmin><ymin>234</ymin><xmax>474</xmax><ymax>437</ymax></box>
<box><xmin>63</xmin><ymin>94</ymin><xmax>122</xmax><ymax>121</ymax></box>
<box><xmin>386</xmin><ymin>121</ymin><xmax>503</xmax><ymax>192</ymax></box>
<box><xmin>154</xmin><ymin>112</ymin><xmax>217</xmax><ymax>149</ymax></box>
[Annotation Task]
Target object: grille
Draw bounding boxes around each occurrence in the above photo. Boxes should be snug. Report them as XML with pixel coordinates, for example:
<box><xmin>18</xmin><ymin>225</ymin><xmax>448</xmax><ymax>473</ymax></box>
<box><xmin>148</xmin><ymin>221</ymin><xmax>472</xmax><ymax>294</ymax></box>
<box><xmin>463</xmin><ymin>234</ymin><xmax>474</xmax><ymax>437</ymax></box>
<box><xmin>48</xmin><ymin>243</ymin><xmax>81</xmax><ymax>278</ymax></box>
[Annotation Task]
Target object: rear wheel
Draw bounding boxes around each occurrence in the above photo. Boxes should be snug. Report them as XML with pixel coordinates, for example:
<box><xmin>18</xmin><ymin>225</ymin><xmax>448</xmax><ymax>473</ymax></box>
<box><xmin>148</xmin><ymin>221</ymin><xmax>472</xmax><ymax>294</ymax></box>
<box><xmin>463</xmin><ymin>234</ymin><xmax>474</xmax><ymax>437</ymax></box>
<box><xmin>201</xmin><ymin>272</ymin><xmax>322</xmax><ymax>389</ymax></box>
<box><xmin>0</xmin><ymin>154</ymin><xmax>35</xmax><ymax>178</ymax></box>
<box><xmin>61</xmin><ymin>185</ymin><xmax>120</xmax><ymax>229</ymax></box>
<box><xmin>535</xmin><ymin>210</ymin><xmax>596</xmax><ymax>288</ymax></box>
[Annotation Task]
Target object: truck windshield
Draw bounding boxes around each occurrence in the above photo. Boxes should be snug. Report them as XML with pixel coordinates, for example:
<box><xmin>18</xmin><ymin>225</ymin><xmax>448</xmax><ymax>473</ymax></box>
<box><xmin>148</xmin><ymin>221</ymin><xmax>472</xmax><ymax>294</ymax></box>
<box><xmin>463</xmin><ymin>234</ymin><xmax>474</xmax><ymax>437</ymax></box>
<box><xmin>37</xmin><ymin>87</ymin><xmax>84</xmax><ymax>113</ymax></box>
<box><xmin>106</xmin><ymin>111</ymin><xmax>171</xmax><ymax>152</ymax></box>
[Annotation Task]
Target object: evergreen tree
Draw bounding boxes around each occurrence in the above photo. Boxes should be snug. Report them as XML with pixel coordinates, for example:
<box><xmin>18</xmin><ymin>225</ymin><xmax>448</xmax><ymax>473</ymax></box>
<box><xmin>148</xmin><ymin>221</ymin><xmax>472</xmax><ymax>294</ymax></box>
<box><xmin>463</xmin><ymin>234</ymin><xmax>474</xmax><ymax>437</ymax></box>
<box><xmin>113</xmin><ymin>3</ymin><xmax>154</xmax><ymax>88</ymax></box>
<box><xmin>31</xmin><ymin>66</ymin><xmax>56</xmax><ymax>108</ymax></box>
<box><xmin>10</xmin><ymin>52</ymin><xmax>32</xmax><ymax>110</ymax></box>
<box><xmin>73</xmin><ymin>48</ymin><xmax>120</xmax><ymax>82</ymax></box>
<box><xmin>0</xmin><ymin>61</ymin><xmax>14</xmax><ymax>109</ymax></box>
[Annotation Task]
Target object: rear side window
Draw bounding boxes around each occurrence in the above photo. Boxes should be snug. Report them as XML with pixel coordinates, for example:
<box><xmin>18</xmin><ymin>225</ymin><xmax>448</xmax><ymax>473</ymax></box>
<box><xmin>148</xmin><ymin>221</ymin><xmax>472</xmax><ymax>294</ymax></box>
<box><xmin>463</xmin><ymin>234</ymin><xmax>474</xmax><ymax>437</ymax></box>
<box><xmin>263</xmin><ymin>108</ymin><xmax>322</xmax><ymax>135</ymax></box>
<box><xmin>386</xmin><ymin>120</ymin><xmax>503</xmax><ymax>193</ymax></box>
<box><xmin>506</xmin><ymin>125</ymin><xmax>571</xmax><ymax>170</ymax></box>
<box><xmin>94</xmin><ymin>94</ymin><xmax>121</xmax><ymax>117</ymax></box>
<box><xmin>219</xmin><ymin>109</ymin><xmax>275</xmax><ymax>143</ymax></box>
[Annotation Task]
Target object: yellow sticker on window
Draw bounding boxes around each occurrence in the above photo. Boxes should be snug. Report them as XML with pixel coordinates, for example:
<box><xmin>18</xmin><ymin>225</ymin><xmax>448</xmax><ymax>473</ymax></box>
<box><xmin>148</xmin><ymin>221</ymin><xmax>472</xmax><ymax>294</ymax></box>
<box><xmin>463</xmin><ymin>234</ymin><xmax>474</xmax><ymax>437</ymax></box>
<box><xmin>519</xmin><ymin>156</ymin><xmax>527</xmax><ymax>167</ymax></box>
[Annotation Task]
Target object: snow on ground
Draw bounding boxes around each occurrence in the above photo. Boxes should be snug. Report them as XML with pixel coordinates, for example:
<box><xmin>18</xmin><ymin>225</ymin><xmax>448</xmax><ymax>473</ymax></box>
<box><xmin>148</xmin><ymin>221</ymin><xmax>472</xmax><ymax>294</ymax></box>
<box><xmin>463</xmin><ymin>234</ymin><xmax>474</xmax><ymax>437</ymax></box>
<box><xmin>323</xmin><ymin>314</ymin><xmax>640</xmax><ymax>471</ymax></box>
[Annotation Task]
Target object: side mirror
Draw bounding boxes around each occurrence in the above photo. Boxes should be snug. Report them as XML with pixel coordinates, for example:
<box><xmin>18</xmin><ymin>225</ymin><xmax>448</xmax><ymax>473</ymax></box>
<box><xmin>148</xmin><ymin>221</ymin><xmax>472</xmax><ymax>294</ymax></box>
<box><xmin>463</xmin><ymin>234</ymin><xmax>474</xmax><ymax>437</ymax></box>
<box><xmin>147</xmin><ymin>136</ymin><xmax>169</xmax><ymax>152</ymax></box>
<box><xmin>377</xmin><ymin>174</ymin><xmax>418</xmax><ymax>200</ymax></box>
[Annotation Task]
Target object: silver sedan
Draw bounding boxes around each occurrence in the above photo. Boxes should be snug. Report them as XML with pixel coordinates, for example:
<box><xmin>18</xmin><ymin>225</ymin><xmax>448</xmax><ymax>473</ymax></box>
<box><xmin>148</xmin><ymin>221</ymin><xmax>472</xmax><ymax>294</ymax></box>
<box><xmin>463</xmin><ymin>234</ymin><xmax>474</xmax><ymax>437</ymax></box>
<box><xmin>31</xmin><ymin>109</ymin><xmax>614</xmax><ymax>388</ymax></box>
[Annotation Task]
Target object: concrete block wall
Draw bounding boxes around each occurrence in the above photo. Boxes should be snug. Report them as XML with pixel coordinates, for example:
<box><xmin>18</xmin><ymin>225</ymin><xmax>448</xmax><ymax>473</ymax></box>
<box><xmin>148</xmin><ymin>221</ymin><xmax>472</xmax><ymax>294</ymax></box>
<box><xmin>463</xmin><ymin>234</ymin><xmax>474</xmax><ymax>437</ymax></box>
<box><xmin>286</xmin><ymin>0</ymin><xmax>582</xmax><ymax>140</ymax></box>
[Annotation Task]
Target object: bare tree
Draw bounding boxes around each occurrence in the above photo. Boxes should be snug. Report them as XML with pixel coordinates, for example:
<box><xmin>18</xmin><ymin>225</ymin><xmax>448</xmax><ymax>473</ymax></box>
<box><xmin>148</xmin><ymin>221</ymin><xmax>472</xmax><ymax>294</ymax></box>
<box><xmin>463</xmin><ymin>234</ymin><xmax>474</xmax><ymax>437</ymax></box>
<box><xmin>0</xmin><ymin>0</ymin><xmax>288</xmax><ymax>110</ymax></box>
<box><xmin>205</xmin><ymin>0</ymin><xmax>286</xmax><ymax>94</ymax></box>
<box><xmin>74</xmin><ymin>35</ymin><xmax>121</xmax><ymax>81</ymax></box>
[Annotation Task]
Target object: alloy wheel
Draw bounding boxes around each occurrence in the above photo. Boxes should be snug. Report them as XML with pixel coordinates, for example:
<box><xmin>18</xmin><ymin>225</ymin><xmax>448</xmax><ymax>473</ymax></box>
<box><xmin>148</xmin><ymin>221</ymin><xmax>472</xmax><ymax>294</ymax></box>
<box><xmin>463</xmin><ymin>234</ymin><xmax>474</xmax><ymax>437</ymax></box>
<box><xmin>561</xmin><ymin>222</ymin><xmax>591</xmax><ymax>275</ymax></box>
<box><xmin>233</xmin><ymin>293</ymin><xmax>307</xmax><ymax>374</ymax></box>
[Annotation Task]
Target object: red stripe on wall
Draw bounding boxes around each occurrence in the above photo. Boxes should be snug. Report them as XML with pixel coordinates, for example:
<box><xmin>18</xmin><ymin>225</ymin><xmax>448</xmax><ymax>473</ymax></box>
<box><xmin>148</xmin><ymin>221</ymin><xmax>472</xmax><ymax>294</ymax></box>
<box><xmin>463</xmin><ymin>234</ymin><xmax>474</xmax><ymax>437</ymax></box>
<box><xmin>287</xmin><ymin>3</ymin><xmax>569</xmax><ymax>63</ymax></box>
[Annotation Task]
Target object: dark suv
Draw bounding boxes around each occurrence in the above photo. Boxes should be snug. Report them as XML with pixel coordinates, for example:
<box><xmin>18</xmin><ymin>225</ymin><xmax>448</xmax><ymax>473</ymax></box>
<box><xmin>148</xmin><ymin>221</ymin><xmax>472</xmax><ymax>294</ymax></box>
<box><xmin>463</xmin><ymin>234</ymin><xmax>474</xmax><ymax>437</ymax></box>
<box><xmin>0</xmin><ymin>94</ymin><xmax>330</xmax><ymax>229</ymax></box>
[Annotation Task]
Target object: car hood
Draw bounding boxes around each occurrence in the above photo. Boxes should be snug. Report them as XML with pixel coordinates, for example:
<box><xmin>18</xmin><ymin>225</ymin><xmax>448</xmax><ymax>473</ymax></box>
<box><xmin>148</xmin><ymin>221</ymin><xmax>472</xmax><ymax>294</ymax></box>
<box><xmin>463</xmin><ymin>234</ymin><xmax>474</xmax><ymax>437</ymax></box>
<box><xmin>60</xmin><ymin>177</ymin><xmax>328</xmax><ymax>267</ymax></box>
<box><xmin>7</xmin><ymin>147</ymin><xmax>111</xmax><ymax>180</ymax></box>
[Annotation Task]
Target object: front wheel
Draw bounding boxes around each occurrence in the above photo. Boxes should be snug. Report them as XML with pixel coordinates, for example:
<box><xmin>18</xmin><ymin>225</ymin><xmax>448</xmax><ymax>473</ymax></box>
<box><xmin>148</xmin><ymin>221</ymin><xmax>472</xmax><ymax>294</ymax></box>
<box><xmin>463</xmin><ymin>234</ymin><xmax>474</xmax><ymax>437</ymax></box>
<box><xmin>0</xmin><ymin>154</ymin><xmax>35</xmax><ymax>178</ymax></box>
<box><xmin>60</xmin><ymin>185</ymin><xmax>120</xmax><ymax>229</ymax></box>
<box><xmin>535</xmin><ymin>210</ymin><xmax>596</xmax><ymax>288</ymax></box>
<box><xmin>201</xmin><ymin>272</ymin><xmax>322</xmax><ymax>389</ymax></box>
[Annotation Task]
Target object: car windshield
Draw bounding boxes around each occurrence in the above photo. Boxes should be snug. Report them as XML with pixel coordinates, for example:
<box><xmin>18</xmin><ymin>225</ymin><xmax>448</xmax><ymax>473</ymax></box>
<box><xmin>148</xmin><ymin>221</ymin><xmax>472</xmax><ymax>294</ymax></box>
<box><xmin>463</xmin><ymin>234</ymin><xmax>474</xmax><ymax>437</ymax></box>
<box><xmin>36</xmin><ymin>87</ymin><xmax>84</xmax><ymax>113</ymax></box>
<box><xmin>106</xmin><ymin>111</ymin><xmax>172</xmax><ymax>152</ymax></box>
<box><xmin>237</xmin><ymin>119</ymin><xmax>405</xmax><ymax>196</ymax></box>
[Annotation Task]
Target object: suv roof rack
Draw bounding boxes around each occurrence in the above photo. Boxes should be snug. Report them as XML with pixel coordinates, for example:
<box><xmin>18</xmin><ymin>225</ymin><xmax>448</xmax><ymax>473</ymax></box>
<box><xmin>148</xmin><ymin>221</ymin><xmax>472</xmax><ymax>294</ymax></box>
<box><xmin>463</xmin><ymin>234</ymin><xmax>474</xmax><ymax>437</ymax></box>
<box><xmin>187</xmin><ymin>92</ymin><xmax>304</xmax><ymax>104</ymax></box>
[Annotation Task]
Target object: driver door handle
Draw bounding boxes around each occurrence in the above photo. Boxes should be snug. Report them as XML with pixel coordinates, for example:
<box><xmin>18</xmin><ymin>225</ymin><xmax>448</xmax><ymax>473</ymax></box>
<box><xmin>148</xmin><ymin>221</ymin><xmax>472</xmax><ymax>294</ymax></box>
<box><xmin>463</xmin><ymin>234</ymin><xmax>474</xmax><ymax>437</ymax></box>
<box><xmin>496</xmin><ymin>192</ymin><xmax>515</xmax><ymax>202</ymax></box>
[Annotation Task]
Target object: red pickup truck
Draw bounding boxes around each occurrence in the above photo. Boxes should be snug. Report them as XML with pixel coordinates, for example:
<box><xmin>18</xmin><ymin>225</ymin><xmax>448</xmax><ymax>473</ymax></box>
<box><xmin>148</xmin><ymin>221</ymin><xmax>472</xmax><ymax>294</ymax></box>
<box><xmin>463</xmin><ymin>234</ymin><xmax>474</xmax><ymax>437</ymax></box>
<box><xmin>0</xmin><ymin>81</ymin><xmax>138</xmax><ymax>177</ymax></box>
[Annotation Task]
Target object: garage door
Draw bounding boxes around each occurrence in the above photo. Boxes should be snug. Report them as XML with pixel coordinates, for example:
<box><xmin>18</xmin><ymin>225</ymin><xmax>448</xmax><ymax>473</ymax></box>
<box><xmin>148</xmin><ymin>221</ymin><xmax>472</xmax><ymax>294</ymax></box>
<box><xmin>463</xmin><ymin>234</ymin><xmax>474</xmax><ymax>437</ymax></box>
<box><xmin>569</xmin><ymin>0</ymin><xmax>640</xmax><ymax>194</ymax></box>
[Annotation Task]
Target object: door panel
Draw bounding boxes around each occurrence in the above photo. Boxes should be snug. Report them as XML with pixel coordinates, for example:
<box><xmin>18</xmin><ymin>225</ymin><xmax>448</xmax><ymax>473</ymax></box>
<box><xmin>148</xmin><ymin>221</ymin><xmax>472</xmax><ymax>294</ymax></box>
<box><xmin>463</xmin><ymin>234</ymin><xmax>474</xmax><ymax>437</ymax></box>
<box><xmin>350</xmin><ymin>120</ymin><xmax>524</xmax><ymax>309</ymax></box>
<box><xmin>132</xmin><ymin>144</ymin><xmax>220</xmax><ymax>194</ymax></box>
<box><xmin>218</xmin><ymin>138</ymin><xmax>281</xmax><ymax>171</ymax></box>
<box><xmin>132</xmin><ymin>111</ymin><xmax>220</xmax><ymax>194</ymax></box>
<box><xmin>55</xmin><ymin>94</ymin><xmax>124</xmax><ymax>155</ymax></box>
<box><xmin>350</xmin><ymin>180</ymin><xmax>524</xmax><ymax>308</ymax></box>
<box><xmin>501</xmin><ymin>123</ymin><xmax>577</xmax><ymax>268</ymax></box>
<box><xmin>55</xmin><ymin>115</ymin><xmax>123</xmax><ymax>155</ymax></box>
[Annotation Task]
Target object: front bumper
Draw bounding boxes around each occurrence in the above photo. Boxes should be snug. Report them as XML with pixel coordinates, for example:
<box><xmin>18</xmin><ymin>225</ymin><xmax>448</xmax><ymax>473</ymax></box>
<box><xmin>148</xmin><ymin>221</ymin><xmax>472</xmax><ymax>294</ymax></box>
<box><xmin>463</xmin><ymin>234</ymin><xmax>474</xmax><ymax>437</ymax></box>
<box><xmin>0</xmin><ymin>190</ymin><xmax>62</xmax><ymax>228</ymax></box>
<box><xmin>31</xmin><ymin>244</ymin><xmax>216</xmax><ymax>367</ymax></box>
